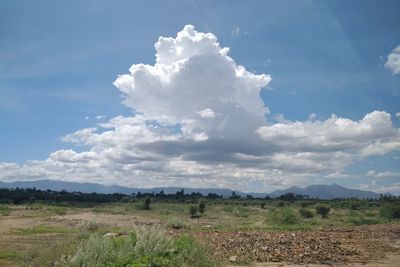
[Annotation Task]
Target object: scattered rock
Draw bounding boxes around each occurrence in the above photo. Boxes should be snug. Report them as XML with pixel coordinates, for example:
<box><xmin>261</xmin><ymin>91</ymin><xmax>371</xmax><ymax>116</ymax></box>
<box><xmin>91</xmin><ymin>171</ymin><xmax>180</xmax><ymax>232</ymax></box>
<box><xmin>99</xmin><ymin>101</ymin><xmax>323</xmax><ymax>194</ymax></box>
<box><xmin>196</xmin><ymin>224</ymin><xmax>400</xmax><ymax>264</ymax></box>
<box><xmin>229</xmin><ymin>255</ymin><xmax>237</xmax><ymax>262</ymax></box>
<box><xmin>104</xmin><ymin>232</ymin><xmax>119</xmax><ymax>238</ymax></box>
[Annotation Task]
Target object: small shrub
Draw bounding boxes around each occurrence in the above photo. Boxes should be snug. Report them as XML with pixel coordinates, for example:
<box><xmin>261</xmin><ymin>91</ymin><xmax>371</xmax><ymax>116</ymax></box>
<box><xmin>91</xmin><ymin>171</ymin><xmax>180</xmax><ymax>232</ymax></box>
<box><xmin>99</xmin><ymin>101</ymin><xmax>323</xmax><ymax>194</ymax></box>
<box><xmin>380</xmin><ymin>202</ymin><xmax>400</xmax><ymax>219</ymax></box>
<box><xmin>260</xmin><ymin>203</ymin><xmax>266</xmax><ymax>209</ymax></box>
<box><xmin>315</xmin><ymin>204</ymin><xmax>331</xmax><ymax>218</ymax></box>
<box><xmin>80</xmin><ymin>221</ymin><xmax>101</xmax><ymax>233</ymax></box>
<box><xmin>350</xmin><ymin>202</ymin><xmax>360</xmax><ymax>210</ymax></box>
<box><xmin>299</xmin><ymin>201</ymin><xmax>311</xmax><ymax>208</ymax></box>
<box><xmin>189</xmin><ymin>205</ymin><xmax>198</xmax><ymax>218</ymax></box>
<box><xmin>134</xmin><ymin>226</ymin><xmax>173</xmax><ymax>256</ymax></box>
<box><xmin>275</xmin><ymin>201</ymin><xmax>287</xmax><ymax>207</ymax></box>
<box><xmin>299</xmin><ymin>208</ymin><xmax>314</xmax><ymax>218</ymax></box>
<box><xmin>269</xmin><ymin>208</ymin><xmax>299</xmax><ymax>225</ymax></box>
<box><xmin>167</xmin><ymin>220</ymin><xmax>186</xmax><ymax>230</ymax></box>
<box><xmin>0</xmin><ymin>205</ymin><xmax>10</xmax><ymax>216</ymax></box>
<box><xmin>49</xmin><ymin>206</ymin><xmax>67</xmax><ymax>215</ymax></box>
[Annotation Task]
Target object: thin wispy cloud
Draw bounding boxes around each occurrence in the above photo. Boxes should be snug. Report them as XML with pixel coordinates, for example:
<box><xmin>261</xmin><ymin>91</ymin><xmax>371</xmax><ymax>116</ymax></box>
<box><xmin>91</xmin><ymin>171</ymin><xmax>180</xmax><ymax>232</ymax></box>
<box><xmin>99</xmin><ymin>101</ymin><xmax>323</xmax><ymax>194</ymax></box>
<box><xmin>231</xmin><ymin>27</ymin><xmax>240</xmax><ymax>36</ymax></box>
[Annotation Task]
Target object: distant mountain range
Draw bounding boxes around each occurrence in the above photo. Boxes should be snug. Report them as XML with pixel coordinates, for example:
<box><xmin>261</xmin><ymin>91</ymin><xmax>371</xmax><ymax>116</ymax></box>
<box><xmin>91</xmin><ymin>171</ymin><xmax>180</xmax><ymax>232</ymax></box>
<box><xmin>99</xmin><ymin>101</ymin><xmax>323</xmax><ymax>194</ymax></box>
<box><xmin>267</xmin><ymin>183</ymin><xmax>387</xmax><ymax>199</ymax></box>
<box><xmin>0</xmin><ymin>179</ymin><xmax>389</xmax><ymax>199</ymax></box>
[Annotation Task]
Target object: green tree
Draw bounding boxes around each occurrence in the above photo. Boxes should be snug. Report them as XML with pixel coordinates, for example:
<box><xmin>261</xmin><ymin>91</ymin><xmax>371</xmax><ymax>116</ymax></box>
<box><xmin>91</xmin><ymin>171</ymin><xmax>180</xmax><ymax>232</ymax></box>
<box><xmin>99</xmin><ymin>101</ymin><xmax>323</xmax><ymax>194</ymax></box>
<box><xmin>198</xmin><ymin>201</ymin><xmax>206</xmax><ymax>215</ymax></box>
<box><xmin>143</xmin><ymin>197</ymin><xmax>151</xmax><ymax>210</ymax></box>
<box><xmin>189</xmin><ymin>205</ymin><xmax>199</xmax><ymax>222</ymax></box>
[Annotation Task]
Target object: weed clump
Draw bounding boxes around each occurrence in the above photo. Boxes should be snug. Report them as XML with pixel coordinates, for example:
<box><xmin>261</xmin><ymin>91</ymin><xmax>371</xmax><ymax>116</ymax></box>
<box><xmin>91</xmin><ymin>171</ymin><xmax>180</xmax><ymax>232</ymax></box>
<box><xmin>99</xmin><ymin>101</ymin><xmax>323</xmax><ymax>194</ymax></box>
<box><xmin>67</xmin><ymin>226</ymin><xmax>218</xmax><ymax>267</ymax></box>
<box><xmin>167</xmin><ymin>220</ymin><xmax>186</xmax><ymax>230</ymax></box>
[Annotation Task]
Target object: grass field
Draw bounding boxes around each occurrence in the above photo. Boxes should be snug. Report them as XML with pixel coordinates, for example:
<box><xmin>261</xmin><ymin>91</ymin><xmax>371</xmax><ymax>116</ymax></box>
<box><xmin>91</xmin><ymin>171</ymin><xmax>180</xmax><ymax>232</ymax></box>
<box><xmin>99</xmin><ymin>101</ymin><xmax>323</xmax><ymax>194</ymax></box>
<box><xmin>0</xmin><ymin>199</ymin><xmax>399</xmax><ymax>266</ymax></box>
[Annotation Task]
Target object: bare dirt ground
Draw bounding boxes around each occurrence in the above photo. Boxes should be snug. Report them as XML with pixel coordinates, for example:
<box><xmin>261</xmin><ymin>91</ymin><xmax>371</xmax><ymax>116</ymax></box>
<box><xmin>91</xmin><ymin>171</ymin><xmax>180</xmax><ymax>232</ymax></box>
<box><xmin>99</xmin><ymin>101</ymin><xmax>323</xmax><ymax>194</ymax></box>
<box><xmin>198</xmin><ymin>224</ymin><xmax>400</xmax><ymax>266</ymax></box>
<box><xmin>0</xmin><ymin>206</ymin><xmax>399</xmax><ymax>266</ymax></box>
<box><xmin>224</xmin><ymin>253</ymin><xmax>400</xmax><ymax>267</ymax></box>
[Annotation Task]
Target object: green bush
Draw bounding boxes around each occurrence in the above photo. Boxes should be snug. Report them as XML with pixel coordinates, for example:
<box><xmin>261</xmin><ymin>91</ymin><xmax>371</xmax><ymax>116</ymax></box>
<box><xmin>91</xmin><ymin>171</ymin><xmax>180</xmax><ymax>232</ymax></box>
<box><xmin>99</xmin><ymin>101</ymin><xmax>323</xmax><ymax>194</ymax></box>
<box><xmin>299</xmin><ymin>208</ymin><xmax>314</xmax><ymax>218</ymax></box>
<box><xmin>380</xmin><ymin>202</ymin><xmax>400</xmax><ymax>219</ymax></box>
<box><xmin>299</xmin><ymin>201</ymin><xmax>311</xmax><ymax>208</ymax></box>
<box><xmin>48</xmin><ymin>206</ymin><xmax>67</xmax><ymax>215</ymax></box>
<box><xmin>189</xmin><ymin>205</ymin><xmax>198</xmax><ymax>218</ymax></box>
<box><xmin>269</xmin><ymin>208</ymin><xmax>299</xmax><ymax>225</ymax></box>
<box><xmin>275</xmin><ymin>201</ymin><xmax>287</xmax><ymax>207</ymax></box>
<box><xmin>315</xmin><ymin>204</ymin><xmax>331</xmax><ymax>218</ymax></box>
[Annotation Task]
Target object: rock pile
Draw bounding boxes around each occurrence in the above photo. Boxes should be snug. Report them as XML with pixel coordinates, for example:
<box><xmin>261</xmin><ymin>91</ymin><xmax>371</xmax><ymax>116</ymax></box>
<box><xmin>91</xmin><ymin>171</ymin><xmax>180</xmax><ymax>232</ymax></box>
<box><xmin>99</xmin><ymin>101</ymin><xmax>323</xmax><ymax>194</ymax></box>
<box><xmin>196</xmin><ymin>224</ymin><xmax>400</xmax><ymax>264</ymax></box>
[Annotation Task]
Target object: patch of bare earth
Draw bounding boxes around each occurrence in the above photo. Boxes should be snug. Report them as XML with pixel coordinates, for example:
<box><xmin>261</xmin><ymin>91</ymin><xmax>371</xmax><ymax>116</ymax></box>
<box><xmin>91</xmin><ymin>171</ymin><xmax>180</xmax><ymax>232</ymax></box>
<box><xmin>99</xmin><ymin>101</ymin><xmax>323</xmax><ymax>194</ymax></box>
<box><xmin>196</xmin><ymin>224</ymin><xmax>400</xmax><ymax>266</ymax></box>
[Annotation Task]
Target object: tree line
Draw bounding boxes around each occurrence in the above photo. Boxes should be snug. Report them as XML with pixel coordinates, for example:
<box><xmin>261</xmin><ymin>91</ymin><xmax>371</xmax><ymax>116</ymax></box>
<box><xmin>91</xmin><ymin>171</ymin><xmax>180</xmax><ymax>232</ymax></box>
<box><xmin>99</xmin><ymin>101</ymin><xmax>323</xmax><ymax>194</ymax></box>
<box><xmin>0</xmin><ymin>187</ymin><xmax>398</xmax><ymax>205</ymax></box>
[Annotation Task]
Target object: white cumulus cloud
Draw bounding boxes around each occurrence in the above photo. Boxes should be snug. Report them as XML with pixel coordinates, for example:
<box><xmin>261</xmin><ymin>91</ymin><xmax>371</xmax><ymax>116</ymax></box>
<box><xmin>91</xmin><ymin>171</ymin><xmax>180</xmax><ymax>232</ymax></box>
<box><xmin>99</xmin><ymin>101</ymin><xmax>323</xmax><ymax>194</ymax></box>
<box><xmin>385</xmin><ymin>45</ymin><xmax>400</xmax><ymax>75</ymax></box>
<box><xmin>1</xmin><ymin>25</ymin><xmax>400</xmax><ymax>192</ymax></box>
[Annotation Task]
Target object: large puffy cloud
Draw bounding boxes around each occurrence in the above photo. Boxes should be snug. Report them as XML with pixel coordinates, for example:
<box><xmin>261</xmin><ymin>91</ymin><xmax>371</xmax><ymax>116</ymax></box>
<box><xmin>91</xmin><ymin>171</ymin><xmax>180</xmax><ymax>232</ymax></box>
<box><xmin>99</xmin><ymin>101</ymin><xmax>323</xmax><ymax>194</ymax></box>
<box><xmin>113</xmin><ymin>25</ymin><xmax>270</xmax><ymax>139</ymax></box>
<box><xmin>1</xmin><ymin>25</ymin><xmax>400</xmax><ymax>192</ymax></box>
<box><xmin>385</xmin><ymin>45</ymin><xmax>400</xmax><ymax>75</ymax></box>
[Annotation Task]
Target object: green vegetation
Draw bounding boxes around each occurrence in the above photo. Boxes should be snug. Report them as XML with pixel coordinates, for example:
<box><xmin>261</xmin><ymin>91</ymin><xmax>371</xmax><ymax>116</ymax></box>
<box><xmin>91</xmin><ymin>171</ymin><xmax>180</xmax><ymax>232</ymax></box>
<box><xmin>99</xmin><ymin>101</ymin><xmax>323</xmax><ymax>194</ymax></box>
<box><xmin>199</xmin><ymin>200</ymin><xmax>206</xmax><ymax>215</ymax></box>
<box><xmin>380</xmin><ymin>202</ymin><xmax>400</xmax><ymax>219</ymax></box>
<box><xmin>67</xmin><ymin>226</ymin><xmax>218</xmax><ymax>267</ymax></box>
<box><xmin>167</xmin><ymin>220</ymin><xmax>186</xmax><ymax>229</ymax></box>
<box><xmin>1</xmin><ymin>188</ymin><xmax>399</xmax><ymax>266</ymax></box>
<box><xmin>189</xmin><ymin>204</ymin><xmax>198</xmax><ymax>218</ymax></box>
<box><xmin>269</xmin><ymin>208</ymin><xmax>299</xmax><ymax>225</ymax></box>
<box><xmin>0</xmin><ymin>250</ymin><xmax>19</xmax><ymax>260</ymax></box>
<box><xmin>315</xmin><ymin>204</ymin><xmax>331</xmax><ymax>218</ymax></box>
<box><xmin>144</xmin><ymin>196</ymin><xmax>151</xmax><ymax>210</ymax></box>
<box><xmin>299</xmin><ymin>208</ymin><xmax>314</xmax><ymax>218</ymax></box>
<box><xmin>0</xmin><ymin>204</ymin><xmax>10</xmax><ymax>216</ymax></box>
<box><xmin>14</xmin><ymin>225</ymin><xmax>75</xmax><ymax>235</ymax></box>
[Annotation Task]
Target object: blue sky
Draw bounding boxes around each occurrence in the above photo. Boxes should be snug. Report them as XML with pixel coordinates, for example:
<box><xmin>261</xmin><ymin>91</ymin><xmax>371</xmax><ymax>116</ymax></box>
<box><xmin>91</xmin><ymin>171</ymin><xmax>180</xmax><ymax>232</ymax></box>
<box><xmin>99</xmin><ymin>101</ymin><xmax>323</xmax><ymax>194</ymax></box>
<box><xmin>1</xmin><ymin>0</ymin><xmax>400</xmax><ymax>193</ymax></box>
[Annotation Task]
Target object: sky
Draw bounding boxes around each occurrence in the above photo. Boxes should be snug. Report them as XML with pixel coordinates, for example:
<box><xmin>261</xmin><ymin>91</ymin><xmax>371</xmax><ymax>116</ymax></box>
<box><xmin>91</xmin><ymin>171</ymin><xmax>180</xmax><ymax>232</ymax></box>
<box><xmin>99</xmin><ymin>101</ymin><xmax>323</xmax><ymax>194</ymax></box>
<box><xmin>1</xmin><ymin>0</ymin><xmax>400</xmax><ymax>194</ymax></box>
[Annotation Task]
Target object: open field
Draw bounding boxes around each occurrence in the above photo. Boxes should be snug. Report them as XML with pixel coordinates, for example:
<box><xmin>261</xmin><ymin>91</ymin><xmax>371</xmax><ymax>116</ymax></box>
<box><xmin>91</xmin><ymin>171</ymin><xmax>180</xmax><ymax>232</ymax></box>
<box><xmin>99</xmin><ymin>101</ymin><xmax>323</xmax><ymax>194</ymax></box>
<box><xmin>0</xmin><ymin>200</ymin><xmax>399</xmax><ymax>266</ymax></box>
